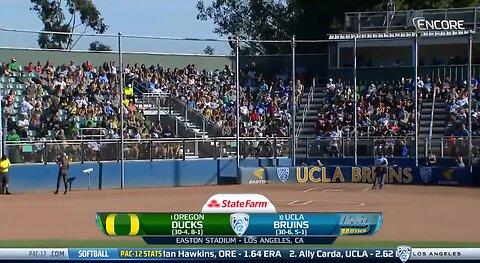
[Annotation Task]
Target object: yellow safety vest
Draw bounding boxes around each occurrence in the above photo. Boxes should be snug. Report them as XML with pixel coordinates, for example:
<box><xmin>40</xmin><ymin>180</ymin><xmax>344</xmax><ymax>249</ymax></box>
<box><xmin>124</xmin><ymin>86</ymin><xmax>133</xmax><ymax>97</ymax></box>
<box><xmin>0</xmin><ymin>159</ymin><xmax>11</xmax><ymax>173</ymax></box>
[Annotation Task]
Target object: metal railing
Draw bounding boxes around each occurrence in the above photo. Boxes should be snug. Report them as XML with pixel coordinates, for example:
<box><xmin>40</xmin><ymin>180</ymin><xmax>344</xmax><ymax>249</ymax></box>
<box><xmin>440</xmin><ymin>136</ymin><xmax>480</xmax><ymax>159</ymax></box>
<box><xmin>344</xmin><ymin>6</ymin><xmax>480</xmax><ymax>33</ymax></box>
<box><xmin>427</xmin><ymin>86</ymin><xmax>437</xmax><ymax>153</ymax></box>
<box><xmin>4</xmin><ymin>137</ymin><xmax>291</xmax><ymax>164</ymax></box>
<box><xmin>302</xmin><ymin>136</ymin><xmax>415</xmax><ymax>158</ymax></box>
<box><xmin>296</xmin><ymin>84</ymin><xmax>315</xmax><ymax>139</ymax></box>
<box><xmin>139</xmin><ymin>92</ymin><xmax>222</xmax><ymax>137</ymax></box>
<box><xmin>6</xmin><ymin>135</ymin><xmax>480</xmax><ymax>164</ymax></box>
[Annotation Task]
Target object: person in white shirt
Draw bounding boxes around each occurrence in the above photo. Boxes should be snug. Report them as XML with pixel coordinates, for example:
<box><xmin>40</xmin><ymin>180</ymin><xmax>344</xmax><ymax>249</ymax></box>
<box><xmin>75</xmin><ymin>95</ymin><xmax>88</xmax><ymax>108</ymax></box>
<box><xmin>17</xmin><ymin>113</ymin><xmax>30</xmax><ymax>138</ymax></box>
<box><xmin>20</xmin><ymin>97</ymin><xmax>34</xmax><ymax>116</ymax></box>
<box><xmin>54</xmin><ymin>75</ymin><xmax>67</xmax><ymax>90</ymax></box>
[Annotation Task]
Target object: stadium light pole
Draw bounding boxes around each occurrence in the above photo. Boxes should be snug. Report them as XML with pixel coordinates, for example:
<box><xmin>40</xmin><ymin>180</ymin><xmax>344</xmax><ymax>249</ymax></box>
<box><xmin>118</xmin><ymin>32</ymin><xmax>125</xmax><ymax>189</ymax></box>
<box><xmin>292</xmin><ymin>35</ymin><xmax>297</xmax><ymax>167</ymax></box>
<box><xmin>353</xmin><ymin>37</ymin><xmax>358</xmax><ymax>166</ymax></box>
<box><xmin>467</xmin><ymin>32</ymin><xmax>474</xmax><ymax>171</ymax></box>
<box><xmin>413</xmin><ymin>34</ymin><xmax>419</xmax><ymax>167</ymax></box>
<box><xmin>235</xmin><ymin>37</ymin><xmax>240</xmax><ymax>170</ymax></box>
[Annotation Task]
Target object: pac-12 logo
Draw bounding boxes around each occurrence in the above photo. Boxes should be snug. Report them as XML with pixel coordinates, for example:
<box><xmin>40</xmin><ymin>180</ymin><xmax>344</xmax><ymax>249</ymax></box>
<box><xmin>276</xmin><ymin>167</ymin><xmax>289</xmax><ymax>183</ymax></box>
<box><xmin>420</xmin><ymin>167</ymin><xmax>432</xmax><ymax>183</ymax></box>
<box><xmin>396</xmin><ymin>245</ymin><xmax>412</xmax><ymax>263</ymax></box>
<box><xmin>230</xmin><ymin>213</ymin><xmax>250</xmax><ymax>237</ymax></box>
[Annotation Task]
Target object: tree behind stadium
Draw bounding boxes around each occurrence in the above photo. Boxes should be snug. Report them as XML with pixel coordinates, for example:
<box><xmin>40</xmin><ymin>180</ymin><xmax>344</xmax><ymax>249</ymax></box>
<box><xmin>30</xmin><ymin>0</ymin><xmax>109</xmax><ymax>50</ymax></box>
<box><xmin>196</xmin><ymin>0</ymin><xmax>479</xmax><ymax>55</ymax></box>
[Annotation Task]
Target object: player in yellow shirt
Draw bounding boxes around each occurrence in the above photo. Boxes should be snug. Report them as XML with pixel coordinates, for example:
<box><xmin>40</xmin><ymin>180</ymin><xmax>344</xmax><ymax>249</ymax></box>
<box><xmin>0</xmin><ymin>155</ymin><xmax>12</xmax><ymax>195</ymax></box>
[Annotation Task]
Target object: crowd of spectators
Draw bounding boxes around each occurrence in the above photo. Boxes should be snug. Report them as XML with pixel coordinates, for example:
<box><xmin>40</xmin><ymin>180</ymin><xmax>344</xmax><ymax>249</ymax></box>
<box><xmin>0</xmin><ymin>58</ymin><xmax>303</xmax><ymax>162</ymax></box>
<box><xmin>129</xmin><ymin>62</ymin><xmax>303</xmax><ymax>157</ymax></box>
<box><xmin>0</xmin><ymin>58</ymin><xmax>182</xmax><ymax>163</ymax></box>
<box><xmin>442</xmin><ymin>78</ymin><xmax>480</xmax><ymax>157</ymax></box>
<box><xmin>311</xmin><ymin>78</ymin><xmax>416</xmax><ymax>157</ymax></box>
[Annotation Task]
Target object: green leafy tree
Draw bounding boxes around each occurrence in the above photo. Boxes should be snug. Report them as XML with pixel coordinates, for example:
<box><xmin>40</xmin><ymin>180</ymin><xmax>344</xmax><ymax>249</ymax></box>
<box><xmin>89</xmin><ymin>41</ymin><xmax>112</xmax><ymax>51</ymax></box>
<box><xmin>197</xmin><ymin>0</ymin><xmax>478</xmax><ymax>54</ymax></box>
<box><xmin>197</xmin><ymin>0</ymin><xmax>296</xmax><ymax>55</ymax></box>
<box><xmin>30</xmin><ymin>0</ymin><xmax>108</xmax><ymax>50</ymax></box>
<box><xmin>203</xmin><ymin>46</ymin><xmax>215</xmax><ymax>55</ymax></box>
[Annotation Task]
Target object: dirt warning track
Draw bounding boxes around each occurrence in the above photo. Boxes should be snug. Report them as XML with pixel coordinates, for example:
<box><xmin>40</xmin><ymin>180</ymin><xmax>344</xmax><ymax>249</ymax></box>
<box><xmin>0</xmin><ymin>183</ymin><xmax>478</xmax><ymax>243</ymax></box>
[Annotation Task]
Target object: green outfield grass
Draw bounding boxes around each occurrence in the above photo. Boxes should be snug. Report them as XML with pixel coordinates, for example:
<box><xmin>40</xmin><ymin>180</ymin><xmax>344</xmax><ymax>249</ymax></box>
<box><xmin>1</xmin><ymin>240</ymin><xmax>479</xmax><ymax>248</ymax></box>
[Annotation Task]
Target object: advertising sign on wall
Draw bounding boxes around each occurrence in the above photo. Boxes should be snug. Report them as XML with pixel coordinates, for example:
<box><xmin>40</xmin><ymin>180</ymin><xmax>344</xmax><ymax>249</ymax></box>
<box><xmin>240</xmin><ymin>166</ymin><xmax>472</xmax><ymax>186</ymax></box>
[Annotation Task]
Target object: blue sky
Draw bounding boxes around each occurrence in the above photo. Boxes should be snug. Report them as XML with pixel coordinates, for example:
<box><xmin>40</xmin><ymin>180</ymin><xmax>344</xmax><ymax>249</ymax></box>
<box><xmin>0</xmin><ymin>0</ymin><xmax>230</xmax><ymax>54</ymax></box>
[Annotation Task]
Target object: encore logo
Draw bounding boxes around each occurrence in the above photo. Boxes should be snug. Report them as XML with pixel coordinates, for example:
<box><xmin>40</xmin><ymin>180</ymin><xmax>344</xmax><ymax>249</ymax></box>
<box><xmin>206</xmin><ymin>199</ymin><xmax>268</xmax><ymax>208</ymax></box>
<box><xmin>413</xmin><ymin>17</ymin><xmax>465</xmax><ymax>31</ymax></box>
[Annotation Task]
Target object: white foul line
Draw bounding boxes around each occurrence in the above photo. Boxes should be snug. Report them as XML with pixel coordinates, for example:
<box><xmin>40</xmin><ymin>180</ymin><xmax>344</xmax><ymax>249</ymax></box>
<box><xmin>303</xmin><ymin>187</ymin><xmax>318</xmax><ymax>193</ymax></box>
<box><xmin>287</xmin><ymin>200</ymin><xmax>313</xmax><ymax>205</ymax></box>
<box><xmin>322</xmin><ymin>189</ymin><xmax>343</xmax><ymax>193</ymax></box>
<box><xmin>363</xmin><ymin>188</ymin><xmax>371</xmax><ymax>191</ymax></box>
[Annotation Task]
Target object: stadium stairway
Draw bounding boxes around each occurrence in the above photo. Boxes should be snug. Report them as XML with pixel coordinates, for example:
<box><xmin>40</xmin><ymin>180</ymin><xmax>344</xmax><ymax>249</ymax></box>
<box><xmin>295</xmin><ymin>85</ymin><xmax>326</xmax><ymax>157</ymax></box>
<box><xmin>134</xmin><ymin>92</ymin><xmax>210</xmax><ymax>159</ymax></box>
<box><xmin>132</xmin><ymin>81</ymin><xmax>210</xmax><ymax>139</ymax></box>
<box><xmin>418</xmin><ymin>99</ymin><xmax>447</xmax><ymax>159</ymax></box>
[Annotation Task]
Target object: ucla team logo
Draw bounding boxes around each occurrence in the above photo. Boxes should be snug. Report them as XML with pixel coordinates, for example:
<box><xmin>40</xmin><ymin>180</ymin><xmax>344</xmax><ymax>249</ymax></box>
<box><xmin>230</xmin><ymin>213</ymin><xmax>250</xmax><ymax>237</ymax></box>
<box><xmin>420</xmin><ymin>167</ymin><xmax>432</xmax><ymax>183</ymax></box>
<box><xmin>396</xmin><ymin>245</ymin><xmax>412</xmax><ymax>263</ymax></box>
<box><xmin>276</xmin><ymin>167</ymin><xmax>289</xmax><ymax>183</ymax></box>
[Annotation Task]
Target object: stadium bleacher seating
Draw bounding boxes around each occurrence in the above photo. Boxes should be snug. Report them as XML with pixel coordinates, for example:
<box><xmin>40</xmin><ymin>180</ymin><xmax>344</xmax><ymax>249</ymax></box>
<box><xmin>0</xmin><ymin>59</ymin><xmax>302</xmax><ymax>162</ymax></box>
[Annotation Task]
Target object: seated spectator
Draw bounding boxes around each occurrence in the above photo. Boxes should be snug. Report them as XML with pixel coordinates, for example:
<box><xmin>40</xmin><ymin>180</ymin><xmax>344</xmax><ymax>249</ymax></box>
<box><xmin>455</xmin><ymin>155</ymin><xmax>465</xmax><ymax>167</ymax></box>
<box><xmin>17</xmin><ymin>113</ymin><xmax>30</xmax><ymax>138</ymax></box>
<box><xmin>7</xmin><ymin>130</ymin><xmax>20</xmax><ymax>142</ymax></box>
<box><xmin>427</xmin><ymin>151</ymin><xmax>437</xmax><ymax>166</ymax></box>
<box><xmin>9</xmin><ymin>58</ymin><xmax>20</xmax><ymax>72</ymax></box>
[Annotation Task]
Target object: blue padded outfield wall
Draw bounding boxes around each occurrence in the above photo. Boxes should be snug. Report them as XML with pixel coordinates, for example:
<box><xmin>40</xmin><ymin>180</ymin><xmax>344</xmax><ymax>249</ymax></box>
<box><xmin>8</xmin><ymin>158</ymin><xmax>294</xmax><ymax>193</ymax></box>
<box><xmin>7</xmin><ymin>157</ymin><xmax>475</xmax><ymax>192</ymax></box>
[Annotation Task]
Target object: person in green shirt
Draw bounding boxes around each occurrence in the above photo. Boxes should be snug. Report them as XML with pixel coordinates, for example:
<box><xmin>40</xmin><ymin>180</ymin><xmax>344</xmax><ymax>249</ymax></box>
<box><xmin>8</xmin><ymin>58</ymin><xmax>20</xmax><ymax>72</ymax></box>
<box><xmin>6</xmin><ymin>130</ymin><xmax>20</xmax><ymax>142</ymax></box>
<box><xmin>6</xmin><ymin>130</ymin><xmax>21</xmax><ymax>163</ymax></box>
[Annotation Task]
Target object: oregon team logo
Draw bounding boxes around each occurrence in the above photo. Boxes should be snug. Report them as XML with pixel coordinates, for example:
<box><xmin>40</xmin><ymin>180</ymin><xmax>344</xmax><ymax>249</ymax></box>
<box><xmin>276</xmin><ymin>167</ymin><xmax>289</xmax><ymax>183</ymax></box>
<box><xmin>419</xmin><ymin>167</ymin><xmax>432</xmax><ymax>183</ymax></box>
<box><xmin>396</xmin><ymin>245</ymin><xmax>412</xmax><ymax>263</ymax></box>
<box><xmin>230</xmin><ymin>213</ymin><xmax>250</xmax><ymax>237</ymax></box>
<box><xmin>102</xmin><ymin>213</ymin><xmax>140</xmax><ymax>236</ymax></box>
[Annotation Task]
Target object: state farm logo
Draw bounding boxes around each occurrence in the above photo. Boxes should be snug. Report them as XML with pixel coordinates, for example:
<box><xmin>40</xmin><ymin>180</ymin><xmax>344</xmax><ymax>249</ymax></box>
<box><xmin>207</xmin><ymin>200</ymin><xmax>221</xmax><ymax>208</ymax></box>
<box><xmin>413</xmin><ymin>17</ymin><xmax>465</xmax><ymax>31</ymax></box>
<box><xmin>207</xmin><ymin>199</ymin><xmax>268</xmax><ymax>208</ymax></box>
<box><xmin>201</xmin><ymin>194</ymin><xmax>277</xmax><ymax>213</ymax></box>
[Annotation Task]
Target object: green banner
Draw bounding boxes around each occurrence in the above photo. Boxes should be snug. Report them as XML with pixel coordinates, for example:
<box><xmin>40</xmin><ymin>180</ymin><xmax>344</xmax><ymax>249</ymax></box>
<box><xmin>97</xmin><ymin>213</ymin><xmax>234</xmax><ymax>236</ymax></box>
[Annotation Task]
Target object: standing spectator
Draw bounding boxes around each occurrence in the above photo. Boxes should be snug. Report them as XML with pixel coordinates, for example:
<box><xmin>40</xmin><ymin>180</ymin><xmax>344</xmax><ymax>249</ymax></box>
<box><xmin>54</xmin><ymin>153</ymin><xmax>69</xmax><ymax>195</ymax></box>
<box><xmin>0</xmin><ymin>155</ymin><xmax>12</xmax><ymax>195</ymax></box>
<box><xmin>20</xmin><ymin>96</ymin><xmax>34</xmax><ymax>116</ymax></box>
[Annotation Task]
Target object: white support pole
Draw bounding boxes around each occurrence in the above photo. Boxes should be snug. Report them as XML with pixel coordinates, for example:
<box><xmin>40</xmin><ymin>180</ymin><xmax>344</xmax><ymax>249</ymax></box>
<box><xmin>235</xmin><ymin>37</ymin><xmax>240</xmax><ymax>169</ymax></box>
<box><xmin>292</xmin><ymin>35</ymin><xmax>297</xmax><ymax>167</ymax></box>
<box><xmin>413</xmin><ymin>35</ymin><xmax>419</xmax><ymax>167</ymax></box>
<box><xmin>353</xmin><ymin>37</ymin><xmax>358</xmax><ymax>166</ymax></box>
<box><xmin>118</xmin><ymin>32</ymin><xmax>125</xmax><ymax>189</ymax></box>
<box><xmin>467</xmin><ymin>33</ymin><xmax>473</xmax><ymax>171</ymax></box>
